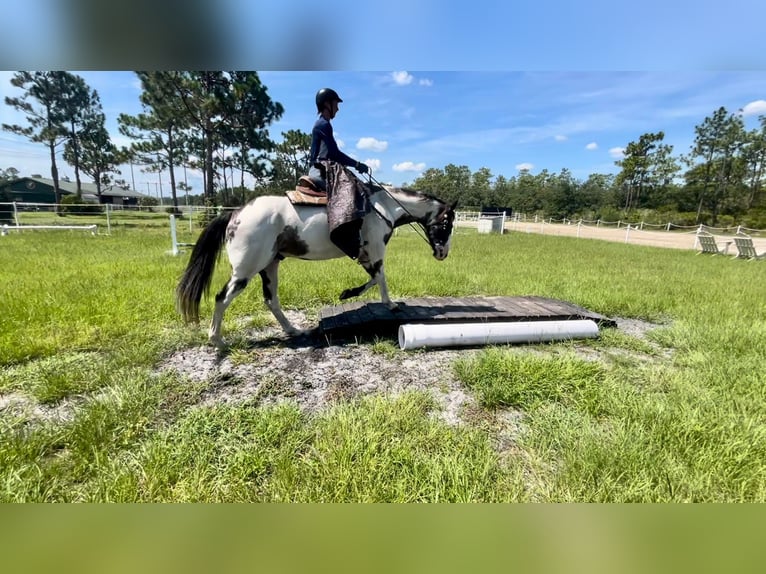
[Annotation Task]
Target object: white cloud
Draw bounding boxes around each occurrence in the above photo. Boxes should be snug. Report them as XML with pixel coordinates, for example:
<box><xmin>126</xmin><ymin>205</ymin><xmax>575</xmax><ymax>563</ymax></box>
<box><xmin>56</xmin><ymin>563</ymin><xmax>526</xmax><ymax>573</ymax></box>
<box><xmin>741</xmin><ymin>99</ymin><xmax>766</xmax><ymax>116</ymax></box>
<box><xmin>554</xmin><ymin>134</ymin><xmax>567</xmax><ymax>141</ymax></box>
<box><xmin>609</xmin><ymin>147</ymin><xmax>625</xmax><ymax>159</ymax></box>
<box><xmin>393</xmin><ymin>161</ymin><xmax>426</xmax><ymax>172</ymax></box>
<box><xmin>516</xmin><ymin>163</ymin><xmax>534</xmax><ymax>172</ymax></box>
<box><xmin>336</xmin><ymin>137</ymin><xmax>345</xmax><ymax>149</ymax></box>
<box><xmin>365</xmin><ymin>159</ymin><xmax>381</xmax><ymax>172</ymax></box>
<box><xmin>357</xmin><ymin>137</ymin><xmax>388</xmax><ymax>152</ymax></box>
<box><xmin>585</xmin><ymin>142</ymin><xmax>598</xmax><ymax>150</ymax></box>
<box><xmin>391</xmin><ymin>71</ymin><xmax>414</xmax><ymax>85</ymax></box>
<box><xmin>390</xmin><ymin>71</ymin><xmax>432</xmax><ymax>87</ymax></box>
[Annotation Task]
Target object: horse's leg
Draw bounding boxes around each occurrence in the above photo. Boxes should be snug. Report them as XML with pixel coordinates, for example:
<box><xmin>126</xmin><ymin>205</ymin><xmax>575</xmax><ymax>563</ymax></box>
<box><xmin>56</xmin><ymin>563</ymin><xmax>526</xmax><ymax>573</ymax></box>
<box><xmin>259</xmin><ymin>258</ymin><xmax>303</xmax><ymax>335</ymax></box>
<box><xmin>209</xmin><ymin>275</ymin><xmax>251</xmax><ymax>347</ymax></box>
<box><xmin>208</xmin><ymin>239</ymin><xmax>272</xmax><ymax>346</ymax></box>
<box><xmin>339</xmin><ymin>258</ymin><xmax>399</xmax><ymax>310</ymax></box>
<box><xmin>374</xmin><ymin>262</ymin><xmax>397</xmax><ymax>310</ymax></box>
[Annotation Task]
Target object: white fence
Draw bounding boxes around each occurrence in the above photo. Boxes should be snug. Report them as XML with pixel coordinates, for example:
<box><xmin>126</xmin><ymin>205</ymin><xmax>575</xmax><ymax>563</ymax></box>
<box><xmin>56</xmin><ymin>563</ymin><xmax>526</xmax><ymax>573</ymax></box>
<box><xmin>3</xmin><ymin>201</ymin><xmax>765</xmax><ymax>254</ymax></box>
<box><xmin>455</xmin><ymin>211</ymin><xmax>766</xmax><ymax>252</ymax></box>
<box><xmin>0</xmin><ymin>201</ymin><xmax>232</xmax><ymax>236</ymax></box>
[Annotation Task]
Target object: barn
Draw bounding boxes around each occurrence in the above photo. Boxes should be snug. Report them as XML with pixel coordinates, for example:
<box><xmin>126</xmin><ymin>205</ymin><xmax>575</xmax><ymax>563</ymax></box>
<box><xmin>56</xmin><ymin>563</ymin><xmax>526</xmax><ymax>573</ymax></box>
<box><xmin>1</xmin><ymin>176</ymin><xmax>148</xmax><ymax>206</ymax></box>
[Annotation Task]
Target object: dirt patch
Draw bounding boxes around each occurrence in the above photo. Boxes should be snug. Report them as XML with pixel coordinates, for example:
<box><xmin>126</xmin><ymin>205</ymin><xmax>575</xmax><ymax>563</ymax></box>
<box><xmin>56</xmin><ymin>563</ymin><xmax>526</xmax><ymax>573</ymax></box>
<box><xmin>158</xmin><ymin>312</ymin><xmax>667</xmax><ymax>431</ymax></box>
<box><xmin>497</xmin><ymin>220</ymin><xmax>766</xmax><ymax>253</ymax></box>
<box><xmin>459</xmin><ymin>218</ymin><xmax>766</xmax><ymax>252</ymax></box>
<box><xmin>0</xmin><ymin>392</ymin><xmax>80</xmax><ymax>425</ymax></box>
<box><xmin>160</xmin><ymin>318</ymin><xmax>477</xmax><ymax>427</ymax></box>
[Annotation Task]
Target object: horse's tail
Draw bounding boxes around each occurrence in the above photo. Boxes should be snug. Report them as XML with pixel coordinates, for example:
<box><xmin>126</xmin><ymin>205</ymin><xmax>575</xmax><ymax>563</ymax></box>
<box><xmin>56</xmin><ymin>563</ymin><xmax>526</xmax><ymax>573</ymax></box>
<box><xmin>176</xmin><ymin>210</ymin><xmax>235</xmax><ymax>323</ymax></box>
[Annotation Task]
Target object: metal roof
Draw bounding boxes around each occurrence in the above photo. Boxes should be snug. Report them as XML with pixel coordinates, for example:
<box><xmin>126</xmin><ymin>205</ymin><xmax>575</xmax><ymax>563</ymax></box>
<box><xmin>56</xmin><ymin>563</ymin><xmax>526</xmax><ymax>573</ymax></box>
<box><xmin>10</xmin><ymin>177</ymin><xmax>149</xmax><ymax>198</ymax></box>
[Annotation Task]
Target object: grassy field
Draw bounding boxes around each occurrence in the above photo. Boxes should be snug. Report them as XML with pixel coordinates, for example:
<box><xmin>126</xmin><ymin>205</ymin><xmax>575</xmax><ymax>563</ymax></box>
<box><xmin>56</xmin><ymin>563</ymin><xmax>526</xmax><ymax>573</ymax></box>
<box><xmin>1</xmin><ymin>224</ymin><xmax>765</xmax><ymax>502</ymax></box>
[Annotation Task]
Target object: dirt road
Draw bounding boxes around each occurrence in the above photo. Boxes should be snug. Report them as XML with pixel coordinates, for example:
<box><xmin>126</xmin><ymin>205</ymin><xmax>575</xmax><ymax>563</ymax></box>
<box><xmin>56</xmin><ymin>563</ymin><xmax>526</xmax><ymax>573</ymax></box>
<box><xmin>461</xmin><ymin>219</ymin><xmax>766</xmax><ymax>254</ymax></box>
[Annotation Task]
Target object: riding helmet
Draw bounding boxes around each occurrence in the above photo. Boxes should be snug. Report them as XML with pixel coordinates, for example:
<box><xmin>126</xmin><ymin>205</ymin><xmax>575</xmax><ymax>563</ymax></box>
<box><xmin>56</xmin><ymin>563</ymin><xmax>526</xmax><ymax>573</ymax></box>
<box><xmin>316</xmin><ymin>88</ymin><xmax>342</xmax><ymax>112</ymax></box>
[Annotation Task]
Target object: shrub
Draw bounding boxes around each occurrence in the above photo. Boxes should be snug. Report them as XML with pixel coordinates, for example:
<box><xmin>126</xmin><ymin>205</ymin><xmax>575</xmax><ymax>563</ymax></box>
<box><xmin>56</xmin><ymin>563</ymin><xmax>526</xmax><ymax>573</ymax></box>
<box><xmin>740</xmin><ymin>209</ymin><xmax>766</xmax><ymax>232</ymax></box>
<box><xmin>60</xmin><ymin>195</ymin><xmax>104</xmax><ymax>214</ymax></box>
<box><xmin>138</xmin><ymin>196</ymin><xmax>159</xmax><ymax>208</ymax></box>
<box><xmin>595</xmin><ymin>206</ymin><xmax>623</xmax><ymax>224</ymax></box>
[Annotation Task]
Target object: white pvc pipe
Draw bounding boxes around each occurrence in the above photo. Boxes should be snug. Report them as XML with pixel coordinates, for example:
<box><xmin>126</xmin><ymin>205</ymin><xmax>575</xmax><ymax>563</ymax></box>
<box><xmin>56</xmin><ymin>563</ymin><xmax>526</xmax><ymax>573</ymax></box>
<box><xmin>398</xmin><ymin>319</ymin><xmax>599</xmax><ymax>350</ymax></box>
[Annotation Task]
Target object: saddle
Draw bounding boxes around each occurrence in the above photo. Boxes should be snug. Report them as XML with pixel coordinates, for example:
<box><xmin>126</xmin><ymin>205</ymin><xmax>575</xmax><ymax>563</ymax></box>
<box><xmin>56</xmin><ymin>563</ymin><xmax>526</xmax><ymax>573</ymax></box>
<box><xmin>285</xmin><ymin>176</ymin><xmax>328</xmax><ymax>206</ymax></box>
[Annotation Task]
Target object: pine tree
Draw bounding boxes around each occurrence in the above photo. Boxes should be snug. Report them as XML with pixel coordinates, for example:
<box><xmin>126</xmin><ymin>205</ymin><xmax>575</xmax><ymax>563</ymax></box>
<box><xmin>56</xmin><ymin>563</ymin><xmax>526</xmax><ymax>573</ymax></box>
<box><xmin>2</xmin><ymin>71</ymin><xmax>72</xmax><ymax>208</ymax></box>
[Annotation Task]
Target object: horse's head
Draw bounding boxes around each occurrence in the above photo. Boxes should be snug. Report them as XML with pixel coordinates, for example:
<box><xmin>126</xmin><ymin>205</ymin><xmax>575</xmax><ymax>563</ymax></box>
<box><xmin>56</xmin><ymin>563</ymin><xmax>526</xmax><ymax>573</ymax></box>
<box><xmin>425</xmin><ymin>200</ymin><xmax>457</xmax><ymax>260</ymax></box>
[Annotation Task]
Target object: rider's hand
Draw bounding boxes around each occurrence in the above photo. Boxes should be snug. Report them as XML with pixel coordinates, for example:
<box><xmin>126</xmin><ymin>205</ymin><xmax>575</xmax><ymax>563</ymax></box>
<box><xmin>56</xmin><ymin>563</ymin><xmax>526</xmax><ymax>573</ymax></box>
<box><xmin>356</xmin><ymin>161</ymin><xmax>369</xmax><ymax>174</ymax></box>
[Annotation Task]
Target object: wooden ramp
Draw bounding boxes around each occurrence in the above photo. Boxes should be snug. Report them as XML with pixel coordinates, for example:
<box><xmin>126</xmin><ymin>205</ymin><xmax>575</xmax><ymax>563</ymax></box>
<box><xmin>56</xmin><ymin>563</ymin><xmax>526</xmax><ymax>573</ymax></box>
<box><xmin>318</xmin><ymin>296</ymin><xmax>616</xmax><ymax>340</ymax></box>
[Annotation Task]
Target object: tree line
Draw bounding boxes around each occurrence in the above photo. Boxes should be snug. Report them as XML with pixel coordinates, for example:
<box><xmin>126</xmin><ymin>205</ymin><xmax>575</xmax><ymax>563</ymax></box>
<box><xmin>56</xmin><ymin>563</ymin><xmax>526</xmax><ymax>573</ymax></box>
<box><xmin>2</xmin><ymin>71</ymin><xmax>765</xmax><ymax>227</ymax></box>
<box><xmin>411</xmin><ymin>112</ymin><xmax>766</xmax><ymax>227</ymax></box>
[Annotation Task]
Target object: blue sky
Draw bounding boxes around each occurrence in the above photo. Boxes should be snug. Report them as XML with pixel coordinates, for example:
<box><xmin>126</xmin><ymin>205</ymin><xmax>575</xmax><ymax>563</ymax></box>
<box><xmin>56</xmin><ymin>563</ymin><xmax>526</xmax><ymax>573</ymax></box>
<box><xmin>1</xmin><ymin>71</ymin><xmax>765</xmax><ymax>197</ymax></box>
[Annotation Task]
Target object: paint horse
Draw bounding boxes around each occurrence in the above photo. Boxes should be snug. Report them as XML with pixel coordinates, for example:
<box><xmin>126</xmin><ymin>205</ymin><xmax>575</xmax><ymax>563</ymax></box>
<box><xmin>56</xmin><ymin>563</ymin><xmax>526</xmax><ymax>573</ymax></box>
<box><xmin>176</xmin><ymin>186</ymin><xmax>457</xmax><ymax>346</ymax></box>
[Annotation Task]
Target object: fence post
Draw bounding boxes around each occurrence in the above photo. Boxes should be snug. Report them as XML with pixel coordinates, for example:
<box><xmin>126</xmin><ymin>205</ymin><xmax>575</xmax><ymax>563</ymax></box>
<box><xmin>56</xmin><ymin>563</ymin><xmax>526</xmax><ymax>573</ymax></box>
<box><xmin>106</xmin><ymin>203</ymin><xmax>111</xmax><ymax>235</ymax></box>
<box><xmin>625</xmin><ymin>224</ymin><xmax>631</xmax><ymax>243</ymax></box>
<box><xmin>577</xmin><ymin>220</ymin><xmax>582</xmax><ymax>238</ymax></box>
<box><xmin>13</xmin><ymin>202</ymin><xmax>19</xmax><ymax>227</ymax></box>
<box><xmin>169</xmin><ymin>214</ymin><xmax>179</xmax><ymax>256</ymax></box>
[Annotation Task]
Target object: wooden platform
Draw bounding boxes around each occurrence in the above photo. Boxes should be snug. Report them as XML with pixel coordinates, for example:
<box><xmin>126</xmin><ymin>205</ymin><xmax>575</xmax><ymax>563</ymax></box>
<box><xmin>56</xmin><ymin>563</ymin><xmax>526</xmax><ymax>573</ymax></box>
<box><xmin>318</xmin><ymin>296</ymin><xmax>616</xmax><ymax>340</ymax></box>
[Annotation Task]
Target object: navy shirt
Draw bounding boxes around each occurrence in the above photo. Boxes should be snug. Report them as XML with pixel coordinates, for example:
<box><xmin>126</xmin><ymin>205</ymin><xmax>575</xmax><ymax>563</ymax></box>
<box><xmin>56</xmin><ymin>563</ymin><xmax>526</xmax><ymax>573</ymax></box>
<box><xmin>309</xmin><ymin>116</ymin><xmax>357</xmax><ymax>167</ymax></box>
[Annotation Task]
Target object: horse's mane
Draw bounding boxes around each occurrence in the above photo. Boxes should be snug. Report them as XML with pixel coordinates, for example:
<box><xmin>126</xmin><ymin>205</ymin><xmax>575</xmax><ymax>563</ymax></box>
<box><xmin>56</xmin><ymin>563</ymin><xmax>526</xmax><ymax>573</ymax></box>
<box><xmin>384</xmin><ymin>186</ymin><xmax>445</xmax><ymax>205</ymax></box>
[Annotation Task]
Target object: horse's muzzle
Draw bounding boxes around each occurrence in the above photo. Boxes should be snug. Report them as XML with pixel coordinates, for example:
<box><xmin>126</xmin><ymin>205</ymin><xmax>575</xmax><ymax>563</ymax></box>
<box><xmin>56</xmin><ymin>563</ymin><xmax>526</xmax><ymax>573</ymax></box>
<box><xmin>432</xmin><ymin>245</ymin><xmax>449</xmax><ymax>260</ymax></box>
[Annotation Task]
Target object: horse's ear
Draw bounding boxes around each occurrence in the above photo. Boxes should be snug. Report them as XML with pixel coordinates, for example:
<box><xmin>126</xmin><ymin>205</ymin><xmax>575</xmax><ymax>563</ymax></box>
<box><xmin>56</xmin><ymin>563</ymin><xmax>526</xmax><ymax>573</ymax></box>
<box><xmin>451</xmin><ymin>200</ymin><xmax>458</xmax><ymax>210</ymax></box>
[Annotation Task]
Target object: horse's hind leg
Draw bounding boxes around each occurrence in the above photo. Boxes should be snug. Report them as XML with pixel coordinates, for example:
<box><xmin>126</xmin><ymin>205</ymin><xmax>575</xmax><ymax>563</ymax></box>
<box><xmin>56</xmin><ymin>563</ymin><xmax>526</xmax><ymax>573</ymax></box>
<box><xmin>209</xmin><ymin>276</ymin><xmax>251</xmax><ymax>347</ymax></box>
<box><xmin>260</xmin><ymin>258</ymin><xmax>303</xmax><ymax>335</ymax></box>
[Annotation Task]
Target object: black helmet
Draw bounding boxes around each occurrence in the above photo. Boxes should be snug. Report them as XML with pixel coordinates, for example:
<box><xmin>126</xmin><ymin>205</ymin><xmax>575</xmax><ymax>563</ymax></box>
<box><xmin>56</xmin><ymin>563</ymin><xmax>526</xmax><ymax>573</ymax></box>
<box><xmin>316</xmin><ymin>88</ymin><xmax>342</xmax><ymax>112</ymax></box>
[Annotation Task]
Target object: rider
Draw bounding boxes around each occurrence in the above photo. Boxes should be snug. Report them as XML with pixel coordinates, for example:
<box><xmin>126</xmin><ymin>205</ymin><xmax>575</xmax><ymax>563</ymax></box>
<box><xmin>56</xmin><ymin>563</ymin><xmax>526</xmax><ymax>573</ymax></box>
<box><xmin>308</xmin><ymin>88</ymin><xmax>369</xmax><ymax>190</ymax></box>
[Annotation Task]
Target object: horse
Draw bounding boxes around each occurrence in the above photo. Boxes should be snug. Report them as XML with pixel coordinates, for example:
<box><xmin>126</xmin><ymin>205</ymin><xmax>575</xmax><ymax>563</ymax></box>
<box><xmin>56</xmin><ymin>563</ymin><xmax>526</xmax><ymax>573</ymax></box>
<box><xmin>176</xmin><ymin>186</ymin><xmax>457</xmax><ymax>347</ymax></box>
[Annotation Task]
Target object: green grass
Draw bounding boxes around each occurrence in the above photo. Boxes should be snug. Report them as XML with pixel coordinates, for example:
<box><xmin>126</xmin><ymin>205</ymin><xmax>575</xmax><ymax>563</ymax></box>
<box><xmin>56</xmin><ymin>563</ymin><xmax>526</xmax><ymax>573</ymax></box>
<box><xmin>454</xmin><ymin>350</ymin><xmax>609</xmax><ymax>413</ymax></box>
<box><xmin>1</xmin><ymin>226</ymin><xmax>766</xmax><ymax>501</ymax></box>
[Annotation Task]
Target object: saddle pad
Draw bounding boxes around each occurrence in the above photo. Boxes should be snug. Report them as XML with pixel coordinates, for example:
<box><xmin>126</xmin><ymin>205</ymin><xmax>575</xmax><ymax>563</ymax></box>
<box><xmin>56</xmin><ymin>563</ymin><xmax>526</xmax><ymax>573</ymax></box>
<box><xmin>286</xmin><ymin>187</ymin><xmax>328</xmax><ymax>206</ymax></box>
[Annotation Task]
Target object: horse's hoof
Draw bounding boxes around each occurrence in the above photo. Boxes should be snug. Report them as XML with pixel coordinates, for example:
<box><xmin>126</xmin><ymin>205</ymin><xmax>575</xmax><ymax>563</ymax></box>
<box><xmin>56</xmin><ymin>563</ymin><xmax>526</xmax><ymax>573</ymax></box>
<box><xmin>285</xmin><ymin>327</ymin><xmax>311</xmax><ymax>339</ymax></box>
<box><xmin>387</xmin><ymin>302</ymin><xmax>401</xmax><ymax>312</ymax></box>
<box><xmin>208</xmin><ymin>336</ymin><xmax>227</xmax><ymax>349</ymax></box>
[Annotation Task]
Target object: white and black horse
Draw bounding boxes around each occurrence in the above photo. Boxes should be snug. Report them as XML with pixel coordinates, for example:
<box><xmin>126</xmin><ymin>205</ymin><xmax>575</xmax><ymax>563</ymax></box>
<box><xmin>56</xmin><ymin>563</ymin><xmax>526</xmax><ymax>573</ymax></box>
<box><xmin>176</xmin><ymin>187</ymin><xmax>457</xmax><ymax>346</ymax></box>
